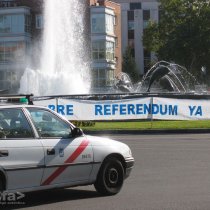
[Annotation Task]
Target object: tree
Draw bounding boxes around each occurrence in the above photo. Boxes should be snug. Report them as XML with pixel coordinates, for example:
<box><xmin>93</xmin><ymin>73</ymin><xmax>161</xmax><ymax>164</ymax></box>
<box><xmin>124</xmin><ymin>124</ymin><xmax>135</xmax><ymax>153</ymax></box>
<box><xmin>143</xmin><ymin>0</ymin><xmax>210</xmax><ymax>82</ymax></box>
<box><xmin>122</xmin><ymin>47</ymin><xmax>140</xmax><ymax>83</ymax></box>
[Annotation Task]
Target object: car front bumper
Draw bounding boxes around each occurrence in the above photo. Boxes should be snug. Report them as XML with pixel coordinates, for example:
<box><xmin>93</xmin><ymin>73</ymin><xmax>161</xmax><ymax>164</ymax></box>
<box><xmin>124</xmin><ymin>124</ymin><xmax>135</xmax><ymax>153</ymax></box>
<box><xmin>124</xmin><ymin>157</ymin><xmax>134</xmax><ymax>179</ymax></box>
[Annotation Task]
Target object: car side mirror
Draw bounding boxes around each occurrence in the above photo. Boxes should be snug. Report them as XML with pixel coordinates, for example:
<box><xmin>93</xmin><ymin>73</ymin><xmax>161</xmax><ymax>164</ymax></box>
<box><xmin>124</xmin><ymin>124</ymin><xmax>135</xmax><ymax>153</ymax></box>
<box><xmin>72</xmin><ymin>127</ymin><xmax>83</xmax><ymax>137</ymax></box>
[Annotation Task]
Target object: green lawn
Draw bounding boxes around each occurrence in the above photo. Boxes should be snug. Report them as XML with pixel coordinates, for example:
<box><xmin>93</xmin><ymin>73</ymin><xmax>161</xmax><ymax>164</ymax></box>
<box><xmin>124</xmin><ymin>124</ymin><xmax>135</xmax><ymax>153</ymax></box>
<box><xmin>81</xmin><ymin>120</ymin><xmax>210</xmax><ymax>131</ymax></box>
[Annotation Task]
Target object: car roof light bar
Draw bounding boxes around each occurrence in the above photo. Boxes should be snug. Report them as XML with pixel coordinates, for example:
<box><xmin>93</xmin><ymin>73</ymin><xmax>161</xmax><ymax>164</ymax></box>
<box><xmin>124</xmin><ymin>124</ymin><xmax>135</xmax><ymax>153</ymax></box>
<box><xmin>0</xmin><ymin>94</ymin><xmax>33</xmax><ymax>105</ymax></box>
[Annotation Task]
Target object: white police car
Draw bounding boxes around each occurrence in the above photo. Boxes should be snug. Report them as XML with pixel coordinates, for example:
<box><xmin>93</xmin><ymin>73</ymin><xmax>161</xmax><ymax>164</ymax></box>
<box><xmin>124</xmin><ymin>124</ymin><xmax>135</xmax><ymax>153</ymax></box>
<box><xmin>0</xmin><ymin>96</ymin><xmax>134</xmax><ymax>195</ymax></box>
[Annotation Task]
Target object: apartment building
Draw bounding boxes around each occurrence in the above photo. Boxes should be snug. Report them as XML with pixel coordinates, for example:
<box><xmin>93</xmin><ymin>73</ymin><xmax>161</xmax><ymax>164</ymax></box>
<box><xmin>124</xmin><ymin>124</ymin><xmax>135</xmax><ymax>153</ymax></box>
<box><xmin>89</xmin><ymin>0</ymin><xmax>122</xmax><ymax>91</ymax></box>
<box><xmin>0</xmin><ymin>0</ymin><xmax>121</xmax><ymax>93</ymax></box>
<box><xmin>0</xmin><ymin>0</ymin><xmax>43</xmax><ymax>93</ymax></box>
<box><xmin>112</xmin><ymin>0</ymin><xmax>158</xmax><ymax>75</ymax></box>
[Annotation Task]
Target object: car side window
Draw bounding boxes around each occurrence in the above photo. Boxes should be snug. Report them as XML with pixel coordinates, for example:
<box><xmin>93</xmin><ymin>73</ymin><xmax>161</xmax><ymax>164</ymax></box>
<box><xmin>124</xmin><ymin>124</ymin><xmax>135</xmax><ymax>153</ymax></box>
<box><xmin>0</xmin><ymin>109</ymin><xmax>34</xmax><ymax>139</ymax></box>
<box><xmin>27</xmin><ymin>108</ymin><xmax>71</xmax><ymax>138</ymax></box>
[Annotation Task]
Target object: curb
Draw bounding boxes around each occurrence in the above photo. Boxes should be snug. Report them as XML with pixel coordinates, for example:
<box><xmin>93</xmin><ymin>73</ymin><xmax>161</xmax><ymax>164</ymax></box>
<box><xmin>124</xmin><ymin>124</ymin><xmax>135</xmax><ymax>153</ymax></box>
<box><xmin>84</xmin><ymin>129</ymin><xmax>210</xmax><ymax>135</ymax></box>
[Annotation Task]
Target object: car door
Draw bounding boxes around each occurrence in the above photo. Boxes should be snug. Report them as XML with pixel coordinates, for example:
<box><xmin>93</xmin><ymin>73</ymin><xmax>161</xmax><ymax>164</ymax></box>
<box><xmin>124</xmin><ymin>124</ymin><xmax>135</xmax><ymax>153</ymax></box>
<box><xmin>26</xmin><ymin>108</ymin><xmax>93</xmax><ymax>186</ymax></box>
<box><xmin>0</xmin><ymin>108</ymin><xmax>45</xmax><ymax>190</ymax></box>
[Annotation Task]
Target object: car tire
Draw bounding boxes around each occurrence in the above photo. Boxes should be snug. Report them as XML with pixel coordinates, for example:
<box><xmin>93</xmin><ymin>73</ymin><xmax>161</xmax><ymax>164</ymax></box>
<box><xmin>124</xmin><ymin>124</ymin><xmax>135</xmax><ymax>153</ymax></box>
<box><xmin>94</xmin><ymin>157</ymin><xmax>124</xmax><ymax>196</ymax></box>
<box><xmin>0</xmin><ymin>178</ymin><xmax>4</xmax><ymax>192</ymax></box>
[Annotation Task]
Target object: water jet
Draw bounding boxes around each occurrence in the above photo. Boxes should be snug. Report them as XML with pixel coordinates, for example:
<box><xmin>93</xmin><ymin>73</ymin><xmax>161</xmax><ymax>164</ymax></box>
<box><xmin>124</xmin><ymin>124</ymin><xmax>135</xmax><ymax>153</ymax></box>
<box><xmin>19</xmin><ymin>0</ymin><xmax>90</xmax><ymax>96</ymax></box>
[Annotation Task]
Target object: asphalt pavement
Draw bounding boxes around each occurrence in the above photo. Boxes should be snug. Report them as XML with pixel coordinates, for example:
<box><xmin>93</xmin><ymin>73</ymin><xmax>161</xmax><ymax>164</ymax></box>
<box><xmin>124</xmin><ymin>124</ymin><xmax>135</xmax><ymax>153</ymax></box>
<box><xmin>7</xmin><ymin>133</ymin><xmax>210</xmax><ymax>210</ymax></box>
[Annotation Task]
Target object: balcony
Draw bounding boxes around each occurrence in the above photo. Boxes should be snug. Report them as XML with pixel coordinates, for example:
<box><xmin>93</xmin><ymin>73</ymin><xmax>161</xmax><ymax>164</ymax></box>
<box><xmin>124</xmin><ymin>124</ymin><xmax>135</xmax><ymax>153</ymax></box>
<box><xmin>0</xmin><ymin>0</ymin><xmax>42</xmax><ymax>9</ymax></box>
<box><xmin>0</xmin><ymin>1</ymin><xmax>19</xmax><ymax>8</ymax></box>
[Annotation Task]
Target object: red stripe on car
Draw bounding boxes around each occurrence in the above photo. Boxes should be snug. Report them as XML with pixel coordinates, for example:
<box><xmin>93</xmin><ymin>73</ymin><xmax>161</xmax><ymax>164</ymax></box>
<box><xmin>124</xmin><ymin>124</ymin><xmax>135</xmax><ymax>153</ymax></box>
<box><xmin>41</xmin><ymin>139</ymin><xmax>89</xmax><ymax>186</ymax></box>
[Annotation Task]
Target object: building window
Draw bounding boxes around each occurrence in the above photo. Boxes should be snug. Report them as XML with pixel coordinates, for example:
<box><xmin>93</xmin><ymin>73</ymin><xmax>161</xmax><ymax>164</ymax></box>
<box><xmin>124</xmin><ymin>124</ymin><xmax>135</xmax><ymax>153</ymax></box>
<box><xmin>128</xmin><ymin>39</ymin><xmax>135</xmax><ymax>48</ymax></box>
<box><xmin>0</xmin><ymin>15</ymin><xmax>11</xmax><ymax>33</ymax></box>
<box><xmin>92</xmin><ymin>69</ymin><xmax>106</xmax><ymax>88</ymax></box>
<box><xmin>92</xmin><ymin>40</ymin><xmax>115</xmax><ymax>61</ymax></box>
<box><xmin>36</xmin><ymin>14</ymin><xmax>43</xmax><ymax>29</ymax></box>
<box><xmin>25</xmin><ymin>15</ymin><xmax>31</xmax><ymax>33</ymax></box>
<box><xmin>0</xmin><ymin>14</ymin><xmax>30</xmax><ymax>33</ymax></box>
<box><xmin>106</xmin><ymin>41</ymin><xmax>115</xmax><ymax>60</ymax></box>
<box><xmin>91</xmin><ymin>13</ymin><xmax>115</xmax><ymax>34</ymax></box>
<box><xmin>128</xmin><ymin>30</ymin><xmax>134</xmax><ymax>39</ymax></box>
<box><xmin>13</xmin><ymin>15</ymin><xmax>24</xmax><ymax>33</ymax></box>
<box><xmin>92</xmin><ymin>68</ymin><xmax>114</xmax><ymax>88</ymax></box>
<box><xmin>128</xmin><ymin>21</ymin><xmax>134</xmax><ymax>30</ymax></box>
<box><xmin>106</xmin><ymin>69</ymin><xmax>114</xmax><ymax>86</ymax></box>
<box><xmin>127</xmin><ymin>11</ymin><xmax>134</xmax><ymax>21</ymax></box>
<box><xmin>0</xmin><ymin>41</ymin><xmax>25</xmax><ymax>63</ymax></box>
<box><xmin>143</xmin><ymin>10</ymin><xmax>150</xmax><ymax>29</ymax></box>
<box><xmin>0</xmin><ymin>71</ymin><xmax>17</xmax><ymax>89</ymax></box>
<box><xmin>91</xmin><ymin>14</ymin><xmax>105</xmax><ymax>33</ymax></box>
<box><xmin>130</xmin><ymin>3</ymin><xmax>141</xmax><ymax>10</ymax></box>
<box><xmin>131</xmin><ymin>48</ymin><xmax>135</xmax><ymax>58</ymax></box>
<box><xmin>105</xmin><ymin>14</ymin><xmax>115</xmax><ymax>34</ymax></box>
<box><xmin>92</xmin><ymin>41</ymin><xmax>105</xmax><ymax>60</ymax></box>
<box><xmin>0</xmin><ymin>1</ymin><xmax>17</xmax><ymax>7</ymax></box>
<box><xmin>143</xmin><ymin>10</ymin><xmax>150</xmax><ymax>20</ymax></box>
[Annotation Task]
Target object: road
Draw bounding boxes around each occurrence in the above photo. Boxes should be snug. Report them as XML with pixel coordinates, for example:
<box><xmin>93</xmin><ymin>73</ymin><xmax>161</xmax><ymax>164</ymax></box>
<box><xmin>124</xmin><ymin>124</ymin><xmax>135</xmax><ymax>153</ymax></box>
<box><xmin>7</xmin><ymin>134</ymin><xmax>210</xmax><ymax>210</ymax></box>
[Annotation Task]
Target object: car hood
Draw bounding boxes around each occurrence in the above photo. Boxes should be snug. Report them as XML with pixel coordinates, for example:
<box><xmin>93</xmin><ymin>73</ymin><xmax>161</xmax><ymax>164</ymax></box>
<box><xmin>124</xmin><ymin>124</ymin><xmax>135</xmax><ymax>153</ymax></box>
<box><xmin>85</xmin><ymin>135</ymin><xmax>131</xmax><ymax>153</ymax></box>
<box><xmin>85</xmin><ymin>135</ymin><xmax>123</xmax><ymax>145</ymax></box>
<box><xmin>84</xmin><ymin>135</ymin><xmax>133</xmax><ymax>160</ymax></box>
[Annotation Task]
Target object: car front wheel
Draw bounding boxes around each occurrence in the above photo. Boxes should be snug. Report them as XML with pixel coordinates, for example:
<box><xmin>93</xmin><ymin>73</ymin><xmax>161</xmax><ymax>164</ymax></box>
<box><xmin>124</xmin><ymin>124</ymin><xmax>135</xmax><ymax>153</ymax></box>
<box><xmin>0</xmin><ymin>178</ymin><xmax>4</xmax><ymax>192</ymax></box>
<box><xmin>94</xmin><ymin>157</ymin><xmax>124</xmax><ymax>196</ymax></box>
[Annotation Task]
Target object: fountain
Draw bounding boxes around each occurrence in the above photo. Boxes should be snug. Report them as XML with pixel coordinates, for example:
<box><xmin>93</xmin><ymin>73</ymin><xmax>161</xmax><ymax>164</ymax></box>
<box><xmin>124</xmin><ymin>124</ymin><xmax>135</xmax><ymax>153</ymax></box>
<box><xmin>19</xmin><ymin>0</ymin><xmax>90</xmax><ymax>96</ymax></box>
<box><xmin>139</xmin><ymin>61</ymin><xmax>200</xmax><ymax>93</ymax></box>
<box><xmin>17</xmin><ymin>0</ymin><xmax>201</xmax><ymax>97</ymax></box>
<box><xmin>114</xmin><ymin>61</ymin><xmax>202</xmax><ymax>93</ymax></box>
<box><xmin>31</xmin><ymin>60</ymin><xmax>209</xmax><ymax>122</ymax></box>
<box><xmin>114</xmin><ymin>72</ymin><xmax>134</xmax><ymax>93</ymax></box>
